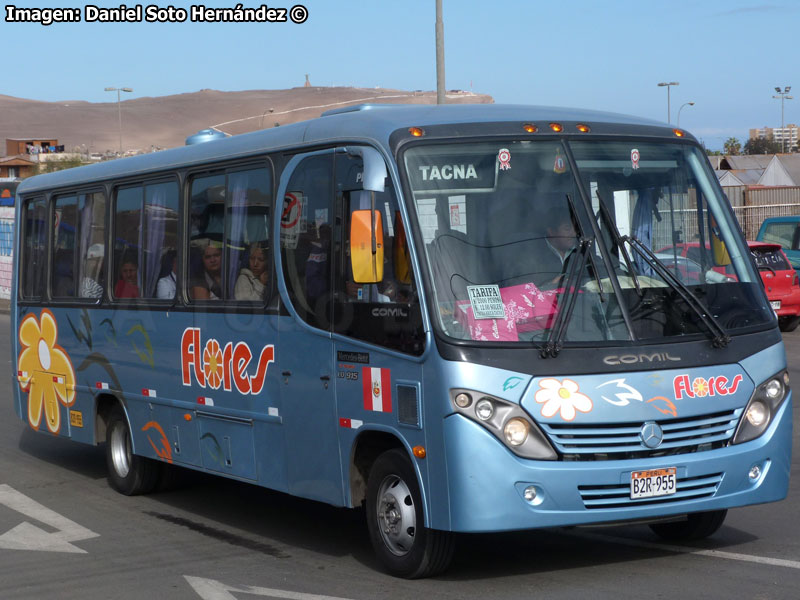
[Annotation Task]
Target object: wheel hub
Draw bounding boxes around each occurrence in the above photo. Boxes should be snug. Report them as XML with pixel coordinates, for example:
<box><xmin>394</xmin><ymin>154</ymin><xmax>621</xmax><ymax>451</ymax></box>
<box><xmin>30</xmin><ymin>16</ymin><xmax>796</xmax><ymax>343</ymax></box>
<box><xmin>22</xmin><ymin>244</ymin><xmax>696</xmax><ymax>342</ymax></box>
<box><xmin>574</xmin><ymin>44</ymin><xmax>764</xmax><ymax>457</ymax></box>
<box><xmin>376</xmin><ymin>475</ymin><xmax>416</xmax><ymax>556</ymax></box>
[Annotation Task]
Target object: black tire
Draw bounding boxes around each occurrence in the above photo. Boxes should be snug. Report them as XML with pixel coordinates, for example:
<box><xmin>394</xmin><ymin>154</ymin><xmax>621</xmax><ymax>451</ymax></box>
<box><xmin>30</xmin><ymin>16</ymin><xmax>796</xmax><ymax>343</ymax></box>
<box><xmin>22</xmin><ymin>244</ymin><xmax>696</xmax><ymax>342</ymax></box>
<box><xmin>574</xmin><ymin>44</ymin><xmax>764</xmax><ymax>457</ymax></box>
<box><xmin>105</xmin><ymin>405</ymin><xmax>160</xmax><ymax>496</ymax></box>
<box><xmin>366</xmin><ymin>449</ymin><xmax>455</xmax><ymax>578</ymax></box>
<box><xmin>649</xmin><ymin>509</ymin><xmax>727</xmax><ymax>541</ymax></box>
<box><xmin>779</xmin><ymin>316</ymin><xmax>800</xmax><ymax>332</ymax></box>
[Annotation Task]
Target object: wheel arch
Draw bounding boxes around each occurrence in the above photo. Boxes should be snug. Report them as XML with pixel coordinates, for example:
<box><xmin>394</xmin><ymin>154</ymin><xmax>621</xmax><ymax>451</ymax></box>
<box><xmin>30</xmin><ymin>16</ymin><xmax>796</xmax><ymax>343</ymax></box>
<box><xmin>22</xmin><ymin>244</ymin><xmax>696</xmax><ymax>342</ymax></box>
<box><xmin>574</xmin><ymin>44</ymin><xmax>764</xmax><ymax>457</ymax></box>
<box><xmin>348</xmin><ymin>430</ymin><xmax>411</xmax><ymax>509</ymax></box>
<box><xmin>94</xmin><ymin>393</ymin><xmax>127</xmax><ymax>446</ymax></box>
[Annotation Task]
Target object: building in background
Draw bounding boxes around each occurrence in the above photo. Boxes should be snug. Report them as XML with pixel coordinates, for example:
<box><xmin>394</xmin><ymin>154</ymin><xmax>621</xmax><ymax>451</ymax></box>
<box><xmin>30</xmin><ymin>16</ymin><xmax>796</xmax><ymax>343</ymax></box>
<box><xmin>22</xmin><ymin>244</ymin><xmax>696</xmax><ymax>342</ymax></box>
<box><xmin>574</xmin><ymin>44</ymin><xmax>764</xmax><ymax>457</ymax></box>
<box><xmin>749</xmin><ymin>125</ymin><xmax>799</xmax><ymax>153</ymax></box>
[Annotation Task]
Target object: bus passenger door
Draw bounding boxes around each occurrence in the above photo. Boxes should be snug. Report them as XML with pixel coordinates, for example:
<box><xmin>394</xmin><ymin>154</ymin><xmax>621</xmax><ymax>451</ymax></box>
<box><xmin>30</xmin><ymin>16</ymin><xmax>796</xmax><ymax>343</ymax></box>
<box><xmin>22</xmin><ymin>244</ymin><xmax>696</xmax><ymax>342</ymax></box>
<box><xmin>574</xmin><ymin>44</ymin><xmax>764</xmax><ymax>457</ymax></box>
<box><xmin>277</xmin><ymin>150</ymin><xmax>343</xmax><ymax>505</ymax></box>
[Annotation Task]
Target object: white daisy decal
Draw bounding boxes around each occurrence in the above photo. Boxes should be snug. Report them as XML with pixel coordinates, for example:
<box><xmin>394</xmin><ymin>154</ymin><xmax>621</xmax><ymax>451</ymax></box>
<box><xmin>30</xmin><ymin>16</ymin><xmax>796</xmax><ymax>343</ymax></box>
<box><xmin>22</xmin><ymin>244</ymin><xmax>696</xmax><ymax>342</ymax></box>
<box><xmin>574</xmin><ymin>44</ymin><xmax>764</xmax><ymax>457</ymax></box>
<box><xmin>534</xmin><ymin>378</ymin><xmax>593</xmax><ymax>421</ymax></box>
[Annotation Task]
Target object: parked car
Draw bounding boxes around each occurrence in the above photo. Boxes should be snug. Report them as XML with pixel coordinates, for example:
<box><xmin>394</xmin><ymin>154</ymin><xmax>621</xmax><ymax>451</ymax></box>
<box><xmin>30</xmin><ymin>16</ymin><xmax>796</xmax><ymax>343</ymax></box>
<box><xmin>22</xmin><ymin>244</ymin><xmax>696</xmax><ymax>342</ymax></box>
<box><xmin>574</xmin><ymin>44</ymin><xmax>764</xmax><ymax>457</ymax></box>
<box><xmin>657</xmin><ymin>241</ymin><xmax>800</xmax><ymax>332</ymax></box>
<box><xmin>756</xmin><ymin>216</ymin><xmax>800</xmax><ymax>273</ymax></box>
<box><xmin>749</xmin><ymin>241</ymin><xmax>800</xmax><ymax>332</ymax></box>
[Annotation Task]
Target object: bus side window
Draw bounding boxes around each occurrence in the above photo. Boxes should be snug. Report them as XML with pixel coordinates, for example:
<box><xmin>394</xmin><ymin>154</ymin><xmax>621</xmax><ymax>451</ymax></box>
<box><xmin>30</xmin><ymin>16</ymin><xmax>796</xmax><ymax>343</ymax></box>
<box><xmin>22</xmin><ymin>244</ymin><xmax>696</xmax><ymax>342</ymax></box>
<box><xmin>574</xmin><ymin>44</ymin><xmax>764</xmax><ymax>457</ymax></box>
<box><xmin>332</xmin><ymin>150</ymin><xmax>424</xmax><ymax>355</ymax></box>
<box><xmin>21</xmin><ymin>198</ymin><xmax>47</xmax><ymax>299</ymax></box>
<box><xmin>52</xmin><ymin>194</ymin><xmax>78</xmax><ymax>298</ymax></box>
<box><xmin>279</xmin><ymin>153</ymin><xmax>334</xmax><ymax>329</ymax></box>
<box><xmin>77</xmin><ymin>192</ymin><xmax>106</xmax><ymax>299</ymax></box>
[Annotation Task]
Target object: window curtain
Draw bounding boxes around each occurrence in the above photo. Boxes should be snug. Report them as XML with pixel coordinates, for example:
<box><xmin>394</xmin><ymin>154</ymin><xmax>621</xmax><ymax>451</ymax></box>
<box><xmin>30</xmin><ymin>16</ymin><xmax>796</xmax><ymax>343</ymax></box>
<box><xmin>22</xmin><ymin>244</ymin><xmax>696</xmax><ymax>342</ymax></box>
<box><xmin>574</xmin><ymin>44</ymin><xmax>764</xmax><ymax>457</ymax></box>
<box><xmin>632</xmin><ymin>188</ymin><xmax>658</xmax><ymax>276</ymax></box>
<box><xmin>144</xmin><ymin>186</ymin><xmax>167</xmax><ymax>297</ymax></box>
<box><xmin>77</xmin><ymin>194</ymin><xmax>94</xmax><ymax>288</ymax></box>
<box><xmin>227</xmin><ymin>172</ymin><xmax>250</xmax><ymax>298</ymax></box>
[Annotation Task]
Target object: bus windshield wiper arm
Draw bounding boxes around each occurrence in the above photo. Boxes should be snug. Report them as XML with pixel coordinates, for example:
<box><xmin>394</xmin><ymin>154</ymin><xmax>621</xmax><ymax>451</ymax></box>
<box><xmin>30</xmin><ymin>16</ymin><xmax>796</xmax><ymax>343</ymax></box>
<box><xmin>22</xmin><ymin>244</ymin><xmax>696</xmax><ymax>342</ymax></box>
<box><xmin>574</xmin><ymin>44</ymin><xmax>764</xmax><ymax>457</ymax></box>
<box><xmin>565</xmin><ymin>194</ymin><xmax>605</xmax><ymax>303</ymax></box>
<box><xmin>541</xmin><ymin>237</ymin><xmax>592</xmax><ymax>359</ymax></box>
<box><xmin>595</xmin><ymin>193</ymin><xmax>642</xmax><ymax>296</ymax></box>
<box><xmin>623</xmin><ymin>235</ymin><xmax>731</xmax><ymax>348</ymax></box>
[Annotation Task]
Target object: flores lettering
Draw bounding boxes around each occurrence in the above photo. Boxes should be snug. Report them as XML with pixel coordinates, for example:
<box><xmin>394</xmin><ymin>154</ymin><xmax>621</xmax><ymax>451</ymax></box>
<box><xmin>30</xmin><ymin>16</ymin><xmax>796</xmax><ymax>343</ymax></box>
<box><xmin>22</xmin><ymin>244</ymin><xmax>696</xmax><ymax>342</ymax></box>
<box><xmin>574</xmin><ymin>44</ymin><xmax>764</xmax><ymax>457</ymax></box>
<box><xmin>181</xmin><ymin>328</ymin><xmax>274</xmax><ymax>395</ymax></box>
<box><xmin>673</xmin><ymin>374</ymin><xmax>743</xmax><ymax>400</ymax></box>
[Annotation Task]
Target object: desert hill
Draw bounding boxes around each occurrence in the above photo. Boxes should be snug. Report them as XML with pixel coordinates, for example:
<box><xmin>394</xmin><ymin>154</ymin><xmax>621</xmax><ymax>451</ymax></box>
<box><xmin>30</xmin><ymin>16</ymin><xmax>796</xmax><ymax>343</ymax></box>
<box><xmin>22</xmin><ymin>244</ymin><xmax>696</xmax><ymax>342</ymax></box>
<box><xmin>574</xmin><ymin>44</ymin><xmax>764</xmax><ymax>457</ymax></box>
<box><xmin>0</xmin><ymin>87</ymin><xmax>493</xmax><ymax>156</ymax></box>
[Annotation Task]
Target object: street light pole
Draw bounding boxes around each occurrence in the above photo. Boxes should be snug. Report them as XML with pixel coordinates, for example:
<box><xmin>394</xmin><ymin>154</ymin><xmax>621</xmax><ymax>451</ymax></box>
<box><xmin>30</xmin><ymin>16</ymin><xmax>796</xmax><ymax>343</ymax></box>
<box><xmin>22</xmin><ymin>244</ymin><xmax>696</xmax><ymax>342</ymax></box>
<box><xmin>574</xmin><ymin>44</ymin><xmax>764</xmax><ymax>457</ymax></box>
<box><xmin>104</xmin><ymin>86</ymin><xmax>133</xmax><ymax>155</ymax></box>
<box><xmin>677</xmin><ymin>101</ymin><xmax>695</xmax><ymax>128</ymax></box>
<box><xmin>435</xmin><ymin>0</ymin><xmax>446</xmax><ymax>104</ymax></box>
<box><xmin>657</xmin><ymin>81</ymin><xmax>679</xmax><ymax>123</ymax></box>
<box><xmin>772</xmin><ymin>86</ymin><xmax>793</xmax><ymax>153</ymax></box>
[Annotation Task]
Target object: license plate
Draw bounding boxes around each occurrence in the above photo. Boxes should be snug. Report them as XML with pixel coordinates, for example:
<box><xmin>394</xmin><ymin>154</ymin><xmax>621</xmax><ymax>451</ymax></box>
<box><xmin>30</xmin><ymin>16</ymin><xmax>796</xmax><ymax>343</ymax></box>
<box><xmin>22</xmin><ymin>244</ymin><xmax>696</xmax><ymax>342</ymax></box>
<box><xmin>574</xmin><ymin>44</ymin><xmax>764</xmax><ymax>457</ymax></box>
<box><xmin>771</xmin><ymin>300</ymin><xmax>781</xmax><ymax>310</ymax></box>
<box><xmin>630</xmin><ymin>467</ymin><xmax>677</xmax><ymax>499</ymax></box>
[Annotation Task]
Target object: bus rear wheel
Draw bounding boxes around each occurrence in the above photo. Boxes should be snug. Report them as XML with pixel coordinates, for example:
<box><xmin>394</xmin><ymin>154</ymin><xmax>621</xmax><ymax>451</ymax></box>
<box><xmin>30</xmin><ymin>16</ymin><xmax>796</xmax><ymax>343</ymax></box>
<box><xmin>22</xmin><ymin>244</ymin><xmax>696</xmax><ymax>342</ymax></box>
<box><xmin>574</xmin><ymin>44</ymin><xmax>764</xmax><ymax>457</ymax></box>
<box><xmin>105</xmin><ymin>405</ymin><xmax>160</xmax><ymax>496</ymax></box>
<box><xmin>366</xmin><ymin>449</ymin><xmax>455</xmax><ymax>578</ymax></box>
<box><xmin>649</xmin><ymin>509</ymin><xmax>727</xmax><ymax>541</ymax></box>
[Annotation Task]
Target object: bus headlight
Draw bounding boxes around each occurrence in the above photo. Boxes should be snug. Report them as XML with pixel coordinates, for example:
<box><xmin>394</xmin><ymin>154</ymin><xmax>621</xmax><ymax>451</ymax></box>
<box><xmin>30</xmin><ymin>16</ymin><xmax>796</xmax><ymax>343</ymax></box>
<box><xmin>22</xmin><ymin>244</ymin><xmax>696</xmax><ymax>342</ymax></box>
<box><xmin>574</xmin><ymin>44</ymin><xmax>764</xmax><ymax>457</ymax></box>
<box><xmin>449</xmin><ymin>388</ymin><xmax>557</xmax><ymax>460</ymax></box>
<box><xmin>504</xmin><ymin>418</ymin><xmax>530</xmax><ymax>446</ymax></box>
<box><xmin>733</xmin><ymin>370</ymin><xmax>790</xmax><ymax>445</ymax></box>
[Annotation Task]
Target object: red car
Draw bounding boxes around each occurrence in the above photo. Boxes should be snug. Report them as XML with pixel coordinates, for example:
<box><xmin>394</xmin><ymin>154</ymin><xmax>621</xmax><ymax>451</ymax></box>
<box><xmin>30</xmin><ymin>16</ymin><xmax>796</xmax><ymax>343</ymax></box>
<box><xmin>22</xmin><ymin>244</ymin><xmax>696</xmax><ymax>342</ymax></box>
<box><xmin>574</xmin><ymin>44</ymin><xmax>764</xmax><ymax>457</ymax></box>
<box><xmin>657</xmin><ymin>242</ymin><xmax>800</xmax><ymax>332</ymax></box>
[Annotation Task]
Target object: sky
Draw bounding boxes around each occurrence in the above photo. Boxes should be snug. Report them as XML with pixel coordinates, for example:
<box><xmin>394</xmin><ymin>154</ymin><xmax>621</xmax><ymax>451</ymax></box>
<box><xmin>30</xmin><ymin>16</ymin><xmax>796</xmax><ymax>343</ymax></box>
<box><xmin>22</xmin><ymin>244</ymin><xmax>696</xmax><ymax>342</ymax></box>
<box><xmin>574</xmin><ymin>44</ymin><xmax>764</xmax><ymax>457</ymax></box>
<box><xmin>2</xmin><ymin>0</ymin><xmax>797</xmax><ymax>150</ymax></box>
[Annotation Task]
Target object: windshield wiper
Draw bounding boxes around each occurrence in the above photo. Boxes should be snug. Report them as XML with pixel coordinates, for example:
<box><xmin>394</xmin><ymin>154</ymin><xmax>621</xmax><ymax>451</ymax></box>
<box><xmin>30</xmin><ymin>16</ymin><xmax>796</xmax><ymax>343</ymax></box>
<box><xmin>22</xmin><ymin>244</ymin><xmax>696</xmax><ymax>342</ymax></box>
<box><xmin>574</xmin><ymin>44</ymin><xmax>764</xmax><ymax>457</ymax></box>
<box><xmin>566</xmin><ymin>194</ymin><xmax>605</xmax><ymax>303</ymax></box>
<box><xmin>540</xmin><ymin>237</ymin><xmax>592</xmax><ymax>358</ymax></box>
<box><xmin>595</xmin><ymin>193</ymin><xmax>642</xmax><ymax>297</ymax></box>
<box><xmin>623</xmin><ymin>235</ymin><xmax>731</xmax><ymax>348</ymax></box>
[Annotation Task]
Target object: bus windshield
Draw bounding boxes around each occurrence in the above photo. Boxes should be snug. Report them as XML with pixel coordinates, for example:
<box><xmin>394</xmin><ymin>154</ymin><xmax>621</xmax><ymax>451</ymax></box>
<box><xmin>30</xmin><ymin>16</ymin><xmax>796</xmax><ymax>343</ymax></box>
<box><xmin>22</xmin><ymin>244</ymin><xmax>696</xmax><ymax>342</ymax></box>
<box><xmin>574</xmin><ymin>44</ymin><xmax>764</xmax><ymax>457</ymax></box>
<box><xmin>404</xmin><ymin>139</ymin><xmax>773</xmax><ymax>345</ymax></box>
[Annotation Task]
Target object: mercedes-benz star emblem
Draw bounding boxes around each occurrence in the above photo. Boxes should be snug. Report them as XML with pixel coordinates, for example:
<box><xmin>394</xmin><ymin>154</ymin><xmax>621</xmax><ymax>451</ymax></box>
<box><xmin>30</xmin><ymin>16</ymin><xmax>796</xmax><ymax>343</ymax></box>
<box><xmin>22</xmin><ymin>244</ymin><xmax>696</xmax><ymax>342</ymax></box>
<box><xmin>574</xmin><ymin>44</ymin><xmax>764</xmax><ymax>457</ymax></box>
<box><xmin>640</xmin><ymin>421</ymin><xmax>664</xmax><ymax>449</ymax></box>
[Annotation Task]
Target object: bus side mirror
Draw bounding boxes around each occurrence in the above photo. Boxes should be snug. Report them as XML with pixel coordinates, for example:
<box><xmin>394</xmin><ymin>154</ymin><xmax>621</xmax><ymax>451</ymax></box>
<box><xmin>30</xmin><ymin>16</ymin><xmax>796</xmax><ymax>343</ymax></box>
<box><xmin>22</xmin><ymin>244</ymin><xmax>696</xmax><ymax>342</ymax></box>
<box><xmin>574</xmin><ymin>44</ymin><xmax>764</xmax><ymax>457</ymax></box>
<box><xmin>351</xmin><ymin>209</ymin><xmax>384</xmax><ymax>283</ymax></box>
<box><xmin>346</xmin><ymin>146</ymin><xmax>386</xmax><ymax>192</ymax></box>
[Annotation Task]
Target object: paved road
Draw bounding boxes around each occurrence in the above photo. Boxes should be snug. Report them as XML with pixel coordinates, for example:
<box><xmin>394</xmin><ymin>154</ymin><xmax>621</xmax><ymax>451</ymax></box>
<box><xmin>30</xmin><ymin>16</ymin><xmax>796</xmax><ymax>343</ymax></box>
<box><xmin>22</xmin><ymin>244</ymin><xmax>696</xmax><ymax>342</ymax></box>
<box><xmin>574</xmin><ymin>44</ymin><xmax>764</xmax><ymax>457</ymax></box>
<box><xmin>1</xmin><ymin>313</ymin><xmax>799</xmax><ymax>599</ymax></box>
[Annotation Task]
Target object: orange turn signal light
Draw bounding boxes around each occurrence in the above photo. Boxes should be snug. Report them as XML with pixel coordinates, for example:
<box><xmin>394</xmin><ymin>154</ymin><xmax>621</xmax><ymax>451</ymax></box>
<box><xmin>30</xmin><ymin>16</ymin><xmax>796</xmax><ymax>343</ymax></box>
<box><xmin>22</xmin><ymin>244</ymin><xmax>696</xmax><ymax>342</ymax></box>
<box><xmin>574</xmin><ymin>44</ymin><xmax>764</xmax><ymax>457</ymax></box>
<box><xmin>409</xmin><ymin>127</ymin><xmax>425</xmax><ymax>137</ymax></box>
<box><xmin>412</xmin><ymin>445</ymin><xmax>427</xmax><ymax>459</ymax></box>
<box><xmin>184</xmin><ymin>413</ymin><xmax>192</xmax><ymax>421</ymax></box>
<box><xmin>576</xmin><ymin>123</ymin><xmax>591</xmax><ymax>133</ymax></box>
<box><xmin>673</xmin><ymin>128</ymin><xmax>685</xmax><ymax>137</ymax></box>
<box><xmin>523</xmin><ymin>123</ymin><xmax>538</xmax><ymax>133</ymax></box>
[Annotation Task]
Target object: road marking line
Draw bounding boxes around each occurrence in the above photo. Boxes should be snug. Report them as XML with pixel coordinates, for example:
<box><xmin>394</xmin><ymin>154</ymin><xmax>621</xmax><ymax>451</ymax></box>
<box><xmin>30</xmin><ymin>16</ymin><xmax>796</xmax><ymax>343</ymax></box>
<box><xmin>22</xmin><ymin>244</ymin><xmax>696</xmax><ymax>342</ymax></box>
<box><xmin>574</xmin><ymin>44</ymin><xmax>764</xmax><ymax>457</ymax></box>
<box><xmin>568</xmin><ymin>530</ymin><xmax>800</xmax><ymax>570</ymax></box>
<box><xmin>0</xmin><ymin>484</ymin><xmax>99</xmax><ymax>553</ymax></box>
<box><xmin>184</xmin><ymin>576</ymin><xmax>356</xmax><ymax>600</ymax></box>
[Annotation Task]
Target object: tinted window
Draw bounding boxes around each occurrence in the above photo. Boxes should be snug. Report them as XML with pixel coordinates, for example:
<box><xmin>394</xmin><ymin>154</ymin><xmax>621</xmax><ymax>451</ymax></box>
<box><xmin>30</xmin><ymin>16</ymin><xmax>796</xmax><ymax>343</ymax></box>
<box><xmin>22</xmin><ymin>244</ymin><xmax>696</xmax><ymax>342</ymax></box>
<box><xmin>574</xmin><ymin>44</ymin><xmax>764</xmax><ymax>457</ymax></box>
<box><xmin>279</xmin><ymin>153</ymin><xmax>333</xmax><ymax>327</ymax></box>
<box><xmin>189</xmin><ymin>165</ymin><xmax>273</xmax><ymax>302</ymax></box>
<box><xmin>21</xmin><ymin>198</ymin><xmax>47</xmax><ymax>299</ymax></box>
<box><xmin>762</xmin><ymin>223</ymin><xmax>796</xmax><ymax>249</ymax></box>
<box><xmin>332</xmin><ymin>151</ymin><xmax>424</xmax><ymax>354</ymax></box>
<box><xmin>52</xmin><ymin>195</ymin><xmax>78</xmax><ymax>297</ymax></box>
<box><xmin>77</xmin><ymin>192</ymin><xmax>106</xmax><ymax>299</ymax></box>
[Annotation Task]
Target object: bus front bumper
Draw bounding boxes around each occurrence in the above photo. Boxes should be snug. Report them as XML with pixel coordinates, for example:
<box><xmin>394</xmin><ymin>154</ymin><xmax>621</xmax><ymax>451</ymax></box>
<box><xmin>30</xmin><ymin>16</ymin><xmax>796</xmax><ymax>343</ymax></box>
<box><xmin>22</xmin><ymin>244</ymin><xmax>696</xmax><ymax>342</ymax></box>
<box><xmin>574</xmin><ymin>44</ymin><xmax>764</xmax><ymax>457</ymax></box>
<box><xmin>438</xmin><ymin>396</ymin><xmax>791</xmax><ymax>533</ymax></box>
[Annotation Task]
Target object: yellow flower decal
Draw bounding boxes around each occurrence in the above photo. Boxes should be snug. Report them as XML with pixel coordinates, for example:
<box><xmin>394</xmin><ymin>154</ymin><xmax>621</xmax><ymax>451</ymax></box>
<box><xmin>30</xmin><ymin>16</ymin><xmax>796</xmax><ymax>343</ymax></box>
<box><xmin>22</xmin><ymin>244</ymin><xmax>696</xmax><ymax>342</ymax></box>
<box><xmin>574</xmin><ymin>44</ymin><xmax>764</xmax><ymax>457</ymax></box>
<box><xmin>535</xmin><ymin>378</ymin><xmax>593</xmax><ymax>421</ymax></box>
<box><xmin>17</xmin><ymin>309</ymin><xmax>76</xmax><ymax>434</ymax></box>
<box><xmin>203</xmin><ymin>339</ymin><xmax>223</xmax><ymax>390</ymax></box>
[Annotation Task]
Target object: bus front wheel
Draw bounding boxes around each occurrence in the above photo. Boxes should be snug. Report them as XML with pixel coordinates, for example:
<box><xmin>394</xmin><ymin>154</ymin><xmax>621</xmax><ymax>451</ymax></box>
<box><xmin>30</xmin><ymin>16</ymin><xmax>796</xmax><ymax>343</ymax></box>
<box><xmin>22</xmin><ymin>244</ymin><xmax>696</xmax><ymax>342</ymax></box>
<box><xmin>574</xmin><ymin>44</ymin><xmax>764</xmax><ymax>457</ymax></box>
<box><xmin>366</xmin><ymin>449</ymin><xmax>455</xmax><ymax>578</ymax></box>
<box><xmin>105</xmin><ymin>405</ymin><xmax>160</xmax><ymax>496</ymax></box>
<box><xmin>649</xmin><ymin>509</ymin><xmax>727</xmax><ymax>541</ymax></box>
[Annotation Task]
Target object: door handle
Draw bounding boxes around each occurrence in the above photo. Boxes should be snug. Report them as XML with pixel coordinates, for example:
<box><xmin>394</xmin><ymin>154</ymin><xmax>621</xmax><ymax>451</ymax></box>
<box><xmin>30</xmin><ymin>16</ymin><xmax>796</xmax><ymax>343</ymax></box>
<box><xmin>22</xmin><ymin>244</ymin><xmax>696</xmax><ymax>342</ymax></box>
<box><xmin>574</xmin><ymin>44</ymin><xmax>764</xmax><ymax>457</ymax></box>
<box><xmin>282</xmin><ymin>371</ymin><xmax>292</xmax><ymax>377</ymax></box>
<box><xmin>320</xmin><ymin>375</ymin><xmax>330</xmax><ymax>381</ymax></box>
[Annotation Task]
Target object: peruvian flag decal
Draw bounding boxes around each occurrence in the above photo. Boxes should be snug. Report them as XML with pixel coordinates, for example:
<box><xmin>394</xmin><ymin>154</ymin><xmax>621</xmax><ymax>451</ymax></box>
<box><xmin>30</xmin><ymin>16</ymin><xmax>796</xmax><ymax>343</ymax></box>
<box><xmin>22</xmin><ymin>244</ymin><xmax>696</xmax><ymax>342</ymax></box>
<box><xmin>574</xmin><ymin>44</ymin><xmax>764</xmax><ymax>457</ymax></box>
<box><xmin>362</xmin><ymin>367</ymin><xmax>392</xmax><ymax>413</ymax></box>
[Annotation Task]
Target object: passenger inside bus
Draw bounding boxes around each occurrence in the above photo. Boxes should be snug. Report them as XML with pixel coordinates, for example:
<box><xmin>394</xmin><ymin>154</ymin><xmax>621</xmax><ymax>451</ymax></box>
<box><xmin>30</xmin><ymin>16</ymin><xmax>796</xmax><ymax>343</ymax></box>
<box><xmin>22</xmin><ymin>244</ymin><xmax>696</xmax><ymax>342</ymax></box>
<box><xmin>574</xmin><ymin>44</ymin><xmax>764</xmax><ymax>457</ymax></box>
<box><xmin>156</xmin><ymin>250</ymin><xmax>177</xmax><ymax>300</ymax></box>
<box><xmin>190</xmin><ymin>240</ymin><xmax>223</xmax><ymax>300</ymax></box>
<box><xmin>114</xmin><ymin>258</ymin><xmax>139</xmax><ymax>298</ymax></box>
<box><xmin>234</xmin><ymin>242</ymin><xmax>270</xmax><ymax>301</ymax></box>
<box><xmin>536</xmin><ymin>206</ymin><xmax>578</xmax><ymax>288</ymax></box>
<box><xmin>79</xmin><ymin>243</ymin><xmax>104</xmax><ymax>298</ymax></box>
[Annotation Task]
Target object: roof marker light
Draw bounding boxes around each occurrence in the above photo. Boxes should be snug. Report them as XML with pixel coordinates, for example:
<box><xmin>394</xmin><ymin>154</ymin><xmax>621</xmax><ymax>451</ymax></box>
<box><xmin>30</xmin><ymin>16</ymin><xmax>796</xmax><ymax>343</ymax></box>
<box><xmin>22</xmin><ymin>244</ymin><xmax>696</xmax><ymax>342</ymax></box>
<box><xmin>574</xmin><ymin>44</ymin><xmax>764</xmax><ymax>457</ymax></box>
<box><xmin>409</xmin><ymin>127</ymin><xmax>425</xmax><ymax>137</ymax></box>
<box><xmin>576</xmin><ymin>124</ymin><xmax>591</xmax><ymax>133</ymax></box>
<box><xmin>549</xmin><ymin>123</ymin><xmax>563</xmax><ymax>132</ymax></box>
<box><xmin>523</xmin><ymin>123</ymin><xmax>538</xmax><ymax>133</ymax></box>
<box><xmin>673</xmin><ymin>129</ymin><xmax>685</xmax><ymax>137</ymax></box>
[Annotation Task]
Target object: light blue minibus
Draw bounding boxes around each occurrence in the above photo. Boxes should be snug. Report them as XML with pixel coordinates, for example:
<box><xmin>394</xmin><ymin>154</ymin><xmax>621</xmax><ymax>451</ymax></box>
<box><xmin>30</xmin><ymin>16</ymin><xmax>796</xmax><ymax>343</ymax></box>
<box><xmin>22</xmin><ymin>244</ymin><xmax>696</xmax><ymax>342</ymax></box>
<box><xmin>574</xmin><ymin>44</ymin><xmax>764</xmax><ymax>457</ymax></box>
<box><xmin>12</xmin><ymin>105</ymin><xmax>791</xmax><ymax>577</ymax></box>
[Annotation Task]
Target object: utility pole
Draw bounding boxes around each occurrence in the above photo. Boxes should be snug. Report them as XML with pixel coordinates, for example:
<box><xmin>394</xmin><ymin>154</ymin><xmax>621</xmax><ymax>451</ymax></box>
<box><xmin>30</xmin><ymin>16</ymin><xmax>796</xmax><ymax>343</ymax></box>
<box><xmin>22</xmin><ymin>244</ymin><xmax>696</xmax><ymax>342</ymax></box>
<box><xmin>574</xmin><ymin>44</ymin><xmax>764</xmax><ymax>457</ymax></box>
<box><xmin>436</xmin><ymin>0</ymin><xmax>445</xmax><ymax>104</ymax></box>
<box><xmin>773</xmin><ymin>86</ymin><xmax>793</xmax><ymax>153</ymax></box>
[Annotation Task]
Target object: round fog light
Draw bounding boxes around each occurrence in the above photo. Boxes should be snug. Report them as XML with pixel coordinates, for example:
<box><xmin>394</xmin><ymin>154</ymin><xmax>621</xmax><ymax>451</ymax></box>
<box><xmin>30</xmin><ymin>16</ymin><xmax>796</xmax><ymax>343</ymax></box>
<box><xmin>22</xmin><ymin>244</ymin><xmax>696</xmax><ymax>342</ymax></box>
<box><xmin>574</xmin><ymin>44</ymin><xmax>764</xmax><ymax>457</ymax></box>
<box><xmin>454</xmin><ymin>393</ymin><xmax>472</xmax><ymax>408</ymax></box>
<box><xmin>749</xmin><ymin>465</ymin><xmax>762</xmax><ymax>480</ymax></box>
<box><xmin>765</xmin><ymin>379</ymin><xmax>782</xmax><ymax>399</ymax></box>
<box><xmin>523</xmin><ymin>486</ymin><xmax>537</xmax><ymax>502</ymax></box>
<box><xmin>746</xmin><ymin>401</ymin><xmax>769</xmax><ymax>427</ymax></box>
<box><xmin>504</xmin><ymin>417</ymin><xmax>530</xmax><ymax>446</ymax></box>
<box><xmin>475</xmin><ymin>399</ymin><xmax>494</xmax><ymax>421</ymax></box>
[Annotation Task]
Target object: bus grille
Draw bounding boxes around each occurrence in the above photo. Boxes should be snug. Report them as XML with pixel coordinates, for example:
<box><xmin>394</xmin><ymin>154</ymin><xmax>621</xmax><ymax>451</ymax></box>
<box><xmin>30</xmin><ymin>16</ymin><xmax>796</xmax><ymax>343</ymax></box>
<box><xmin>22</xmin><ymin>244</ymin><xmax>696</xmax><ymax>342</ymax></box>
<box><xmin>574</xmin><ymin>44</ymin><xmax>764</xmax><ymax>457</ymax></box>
<box><xmin>540</xmin><ymin>409</ymin><xmax>743</xmax><ymax>461</ymax></box>
<box><xmin>578</xmin><ymin>472</ymin><xmax>724</xmax><ymax>510</ymax></box>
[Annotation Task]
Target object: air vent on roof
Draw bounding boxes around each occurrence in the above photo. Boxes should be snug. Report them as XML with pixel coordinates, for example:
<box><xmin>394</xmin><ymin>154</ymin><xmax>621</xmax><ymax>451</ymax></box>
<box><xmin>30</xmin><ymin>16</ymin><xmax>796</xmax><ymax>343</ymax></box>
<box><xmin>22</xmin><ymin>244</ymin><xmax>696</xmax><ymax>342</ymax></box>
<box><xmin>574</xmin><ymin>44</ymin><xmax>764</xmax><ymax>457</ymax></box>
<box><xmin>185</xmin><ymin>129</ymin><xmax>229</xmax><ymax>145</ymax></box>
